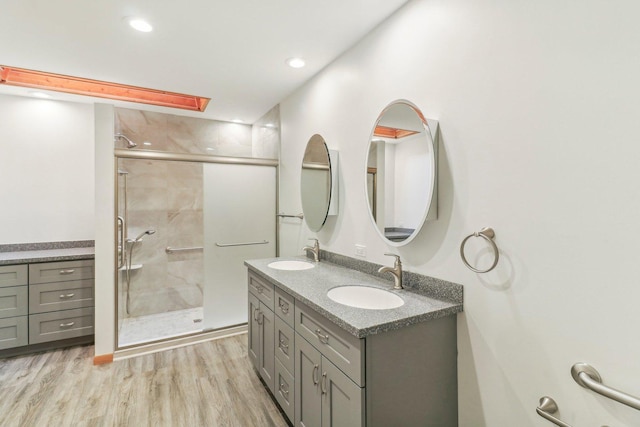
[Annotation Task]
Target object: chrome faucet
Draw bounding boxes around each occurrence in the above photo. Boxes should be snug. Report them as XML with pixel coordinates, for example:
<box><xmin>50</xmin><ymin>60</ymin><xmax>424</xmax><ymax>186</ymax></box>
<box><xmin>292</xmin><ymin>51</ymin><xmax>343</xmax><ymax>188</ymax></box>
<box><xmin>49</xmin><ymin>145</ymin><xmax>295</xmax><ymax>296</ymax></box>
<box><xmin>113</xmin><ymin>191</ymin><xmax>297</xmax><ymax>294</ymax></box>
<box><xmin>378</xmin><ymin>253</ymin><xmax>403</xmax><ymax>290</ymax></box>
<box><xmin>303</xmin><ymin>238</ymin><xmax>320</xmax><ymax>262</ymax></box>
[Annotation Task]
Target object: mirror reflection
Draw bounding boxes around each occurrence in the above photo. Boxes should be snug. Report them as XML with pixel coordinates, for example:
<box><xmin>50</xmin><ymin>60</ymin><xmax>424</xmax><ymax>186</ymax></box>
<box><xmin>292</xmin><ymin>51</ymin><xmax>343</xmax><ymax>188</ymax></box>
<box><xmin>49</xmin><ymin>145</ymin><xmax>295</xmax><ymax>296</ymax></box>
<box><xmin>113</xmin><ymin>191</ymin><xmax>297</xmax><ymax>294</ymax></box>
<box><xmin>366</xmin><ymin>100</ymin><xmax>437</xmax><ymax>245</ymax></box>
<box><xmin>301</xmin><ymin>134</ymin><xmax>332</xmax><ymax>232</ymax></box>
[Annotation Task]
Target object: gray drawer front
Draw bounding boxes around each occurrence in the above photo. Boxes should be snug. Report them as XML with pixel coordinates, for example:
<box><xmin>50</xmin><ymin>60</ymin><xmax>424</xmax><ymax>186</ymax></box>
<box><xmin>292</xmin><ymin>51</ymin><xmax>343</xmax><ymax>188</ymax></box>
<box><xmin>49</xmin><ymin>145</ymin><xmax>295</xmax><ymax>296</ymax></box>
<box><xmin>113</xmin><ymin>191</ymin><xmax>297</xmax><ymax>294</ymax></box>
<box><xmin>0</xmin><ymin>316</ymin><xmax>28</xmax><ymax>350</ymax></box>
<box><xmin>29</xmin><ymin>307</ymin><xmax>94</xmax><ymax>344</ymax></box>
<box><xmin>0</xmin><ymin>286</ymin><xmax>28</xmax><ymax>319</ymax></box>
<box><xmin>295</xmin><ymin>301</ymin><xmax>364</xmax><ymax>386</ymax></box>
<box><xmin>274</xmin><ymin>286</ymin><xmax>295</xmax><ymax>327</ymax></box>
<box><xmin>274</xmin><ymin>358</ymin><xmax>295</xmax><ymax>422</ymax></box>
<box><xmin>275</xmin><ymin>315</ymin><xmax>294</xmax><ymax>375</ymax></box>
<box><xmin>29</xmin><ymin>279</ymin><xmax>94</xmax><ymax>314</ymax></box>
<box><xmin>29</xmin><ymin>260</ymin><xmax>94</xmax><ymax>284</ymax></box>
<box><xmin>248</xmin><ymin>272</ymin><xmax>274</xmax><ymax>311</ymax></box>
<box><xmin>0</xmin><ymin>264</ymin><xmax>28</xmax><ymax>288</ymax></box>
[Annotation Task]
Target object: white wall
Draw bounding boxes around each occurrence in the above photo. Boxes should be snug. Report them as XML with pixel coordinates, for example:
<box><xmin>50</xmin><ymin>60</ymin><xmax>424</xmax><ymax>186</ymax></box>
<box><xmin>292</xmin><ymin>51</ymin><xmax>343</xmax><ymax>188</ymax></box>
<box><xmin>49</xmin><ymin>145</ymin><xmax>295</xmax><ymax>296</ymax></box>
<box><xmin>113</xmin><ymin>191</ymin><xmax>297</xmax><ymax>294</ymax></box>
<box><xmin>279</xmin><ymin>0</ymin><xmax>640</xmax><ymax>425</ymax></box>
<box><xmin>0</xmin><ymin>94</ymin><xmax>94</xmax><ymax>244</ymax></box>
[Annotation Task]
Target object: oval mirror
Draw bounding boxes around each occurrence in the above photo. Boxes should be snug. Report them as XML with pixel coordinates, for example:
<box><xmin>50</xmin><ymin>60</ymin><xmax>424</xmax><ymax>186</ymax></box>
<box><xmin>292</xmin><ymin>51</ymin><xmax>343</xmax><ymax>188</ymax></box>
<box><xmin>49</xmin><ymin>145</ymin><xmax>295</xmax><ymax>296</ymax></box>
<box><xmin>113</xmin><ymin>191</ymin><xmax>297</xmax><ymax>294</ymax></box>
<box><xmin>301</xmin><ymin>134</ymin><xmax>332</xmax><ymax>232</ymax></box>
<box><xmin>365</xmin><ymin>100</ymin><xmax>438</xmax><ymax>246</ymax></box>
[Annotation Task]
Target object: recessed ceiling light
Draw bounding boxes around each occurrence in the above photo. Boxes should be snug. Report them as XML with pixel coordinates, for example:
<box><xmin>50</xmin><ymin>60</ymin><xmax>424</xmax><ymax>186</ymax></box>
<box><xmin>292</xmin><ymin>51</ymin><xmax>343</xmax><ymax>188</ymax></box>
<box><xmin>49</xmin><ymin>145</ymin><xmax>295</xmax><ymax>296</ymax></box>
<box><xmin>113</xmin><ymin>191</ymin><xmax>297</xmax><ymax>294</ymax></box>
<box><xmin>29</xmin><ymin>91</ymin><xmax>51</xmax><ymax>99</ymax></box>
<box><xmin>286</xmin><ymin>58</ymin><xmax>306</xmax><ymax>69</ymax></box>
<box><xmin>128</xmin><ymin>18</ymin><xmax>153</xmax><ymax>33</ymax></box>
<box><xmin>265</xmin><ymin>123</ymin><xmax>275</xmax><ymax>128</ymax></box>
<box><xmin>232</xmin><ymin>119</ymin><xmax>243</xmax><ymax>123</ymax></box>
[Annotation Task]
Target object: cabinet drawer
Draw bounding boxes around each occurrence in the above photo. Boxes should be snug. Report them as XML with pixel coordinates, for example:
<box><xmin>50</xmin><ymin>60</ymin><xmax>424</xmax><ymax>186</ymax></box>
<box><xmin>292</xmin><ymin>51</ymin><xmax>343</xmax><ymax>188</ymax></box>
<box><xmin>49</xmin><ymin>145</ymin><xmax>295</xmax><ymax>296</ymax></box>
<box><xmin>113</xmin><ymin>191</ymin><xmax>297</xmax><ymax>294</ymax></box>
<box><xmin>0</xmin><ymin>286</ymin><xmax>28</xmax><ymax>319</ymax></box>
<box><xmin>0</xmin><ymin>264</ymin><xmax>28</xmax><ymax>288</ymax></box>
<box><xmin>275</xmin><ymin>315</ymin><xmax>294</xmax><ymax>375</ymax></box>
<box><xmin>295</xmin><ymin>301</ymin><xmax>364</xmax><ymax>386</ymax></box>
<box><xmin>29</xmin><ymin>279</ymin><xmax>94</xmax><ymax>314</ymax></box>
<box><xmin>0</xmin><ymin>316</ymin><xmax>28</xmax><ymax>350</ymax></box>
<box><xmin>274</xmin><ymin>286</ymin><xmax>294</xmax><ymax>327</ymax></box>
<box><xmin>248</xmin><ymin>272</ymin><xmax>274</xmax><ymax>311</ymax></box>
<box><xmin>274</xmin><ymin>358</ymin><xmax>295</xmax><ymax>422</ymax></box>
<box><xmin>29</xmin><ymin>260</ymin><xmax>94</xmax><ymax>284</ymax></box>
<box><xmin>29</xmin><ymin>307</ymin><xmax>94</xmax><ymax>344</ymax></box>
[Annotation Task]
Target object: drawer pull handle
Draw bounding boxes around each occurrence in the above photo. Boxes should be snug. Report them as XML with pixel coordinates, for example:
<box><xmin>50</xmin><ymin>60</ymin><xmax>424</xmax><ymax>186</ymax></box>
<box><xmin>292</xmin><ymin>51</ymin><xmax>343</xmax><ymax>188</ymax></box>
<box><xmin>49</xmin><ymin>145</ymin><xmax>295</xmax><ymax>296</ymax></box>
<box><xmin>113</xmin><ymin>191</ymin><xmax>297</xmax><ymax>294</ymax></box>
<box><xmin>313</xmin><ymin>364</ymin><xmax>319</xmax><ymax>385</ymax></box>
<box><xmin>278</xmin><ymin>300</ymin><xmax>289</xmax><ymax>314</ymax></box>
<box><xmin>279</xmin><ymin>382</ymin><xmax>289</xmax><ymax>397</ymax></box>
<box><xmin>60</xmin><ymin>322</ymin><xmax>75</xmax><ymax>328</ymax></box>
<box><xmin>59</xmin><ymin>293</ymin><xmax>75</xmax><ymax>299</ymax></box>
<box><xmin>321</xmin><ymin>372</ymin><xmax>327</xmax><ymax>395</ymax></box>
<box><xmin>59</xmin><ymin>269</ymin><xmax>75</xmax><ymax>275</ymax></box>
<box><xmin>279</xmin><ymin>339</ymin><xmax>289</xmax><ymax>352</ymax></box>
<box><xmin>257</xmin><ymin>285</ymin><xmax>264</xmax><ymax>294</ymax></box>
<box><xmin>315</xmin><ymin>329</ymin><xmax>329</xmax><ymax>344</ymax></box>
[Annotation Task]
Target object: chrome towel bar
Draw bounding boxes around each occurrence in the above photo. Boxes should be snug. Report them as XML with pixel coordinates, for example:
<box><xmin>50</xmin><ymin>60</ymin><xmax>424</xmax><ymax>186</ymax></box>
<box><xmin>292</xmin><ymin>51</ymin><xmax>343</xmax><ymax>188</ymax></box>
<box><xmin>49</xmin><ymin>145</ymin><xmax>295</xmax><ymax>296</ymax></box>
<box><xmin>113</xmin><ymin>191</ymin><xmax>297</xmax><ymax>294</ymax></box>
<box><xmin>460</xmin><ymin>227</ymin><xmax>499</xmax><ymax>273</ymax></box>
<box><xmin>165</xmin><ymin>246</ymin><xmax>204</xmax><ymax>254</ymax></box>
<box><xmin>536</xmin><ymin>396</ymin><xmax>573</xmax><ymax>427</ymax></box>
<box><xmin>571</xmin><ymin>363</ymin><xmax>640</xmax><ymax>410</ymax></box>
<box><xmin>215</xmin><ymin>240</ymin><xmax>269</xmax><ymax>248</ymax></box>
<box><xmin>277</xmin><ymin>213</ymin><xmax>304</xmax><ymax>220</ymax></box>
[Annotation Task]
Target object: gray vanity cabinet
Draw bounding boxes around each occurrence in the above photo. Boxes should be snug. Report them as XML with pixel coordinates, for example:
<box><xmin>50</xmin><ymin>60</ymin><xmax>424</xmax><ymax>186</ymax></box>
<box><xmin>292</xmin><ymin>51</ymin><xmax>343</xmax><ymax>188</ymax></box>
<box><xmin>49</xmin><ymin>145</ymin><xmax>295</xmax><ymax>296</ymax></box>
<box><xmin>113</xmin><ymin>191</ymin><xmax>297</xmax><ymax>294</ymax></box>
<box><xmin>248</xmin><ymin>287</ymin><xmax>275</xmax><ymax>394</ymax></box>
<box><xmin>295</xmin><ymin>333</ymin><xmax>364</xmax><ymax>427</ymax></box>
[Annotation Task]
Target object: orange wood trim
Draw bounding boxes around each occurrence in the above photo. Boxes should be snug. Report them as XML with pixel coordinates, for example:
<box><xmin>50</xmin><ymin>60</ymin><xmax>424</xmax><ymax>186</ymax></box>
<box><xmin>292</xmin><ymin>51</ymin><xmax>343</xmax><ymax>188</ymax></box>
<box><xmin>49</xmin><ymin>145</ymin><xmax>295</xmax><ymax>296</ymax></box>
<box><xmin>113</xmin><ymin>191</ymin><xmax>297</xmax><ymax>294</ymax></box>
<box><xmin>93</xmin><ymin>354</ymin><xmax>114</xmax><ymax>365</ymax></box>
<box><xmin>374</xmin><ymin>125</ymin><xmax>419</xmax><ymax>139</ymax></box>
<box><xmin>0</xmin><ymin>65</ymin><xmax>210</xmax><ymax>112</ymax></box>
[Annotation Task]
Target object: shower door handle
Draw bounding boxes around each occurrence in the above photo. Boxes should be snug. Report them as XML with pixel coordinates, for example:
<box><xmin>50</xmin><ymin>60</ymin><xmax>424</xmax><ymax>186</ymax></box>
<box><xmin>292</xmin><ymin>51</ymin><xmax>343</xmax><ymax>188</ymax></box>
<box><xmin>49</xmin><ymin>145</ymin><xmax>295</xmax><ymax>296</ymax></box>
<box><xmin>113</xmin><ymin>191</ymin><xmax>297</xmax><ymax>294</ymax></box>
<box><xmin>117</xmin><ymin>216</ymin><xmax>125</xmax><ymax>269</ymax></box>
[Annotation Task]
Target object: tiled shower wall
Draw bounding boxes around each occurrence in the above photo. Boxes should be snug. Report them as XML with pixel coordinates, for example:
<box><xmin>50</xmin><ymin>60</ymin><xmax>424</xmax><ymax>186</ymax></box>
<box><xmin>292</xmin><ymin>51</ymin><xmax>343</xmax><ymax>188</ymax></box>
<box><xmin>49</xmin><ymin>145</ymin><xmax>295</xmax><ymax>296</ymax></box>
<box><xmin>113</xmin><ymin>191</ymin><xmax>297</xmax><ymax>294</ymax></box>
<box><xmin>116</xmin><ymin>106</ymin><xmax>279</xmax><ymax>319</ymax></box>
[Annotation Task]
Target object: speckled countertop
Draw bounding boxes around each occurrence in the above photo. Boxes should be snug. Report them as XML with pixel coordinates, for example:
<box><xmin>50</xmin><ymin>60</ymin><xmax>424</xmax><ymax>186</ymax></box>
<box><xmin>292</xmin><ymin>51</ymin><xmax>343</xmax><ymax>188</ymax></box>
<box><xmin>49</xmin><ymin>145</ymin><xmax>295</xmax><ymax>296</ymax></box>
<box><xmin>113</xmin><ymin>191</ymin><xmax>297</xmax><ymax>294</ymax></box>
<box><xmin>245</xmin><ymin>257</ymin><xmax>463</xmax><ymax>338</ymax></box>
<box><xmin>0</xmin><ymin>247</ymin><xmax>95</xmax><ymax>265</ymax></box>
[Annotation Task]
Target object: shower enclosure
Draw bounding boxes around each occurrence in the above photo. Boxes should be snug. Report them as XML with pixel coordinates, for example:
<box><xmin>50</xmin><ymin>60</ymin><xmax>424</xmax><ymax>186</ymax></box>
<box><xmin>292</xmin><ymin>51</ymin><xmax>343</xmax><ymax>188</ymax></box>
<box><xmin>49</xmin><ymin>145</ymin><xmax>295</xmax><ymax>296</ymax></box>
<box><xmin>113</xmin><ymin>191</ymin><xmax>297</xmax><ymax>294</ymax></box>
<box><xmin>115</xmin><ymin>153</ymin><xmax>277</xmax><ymax>348</ymax></box>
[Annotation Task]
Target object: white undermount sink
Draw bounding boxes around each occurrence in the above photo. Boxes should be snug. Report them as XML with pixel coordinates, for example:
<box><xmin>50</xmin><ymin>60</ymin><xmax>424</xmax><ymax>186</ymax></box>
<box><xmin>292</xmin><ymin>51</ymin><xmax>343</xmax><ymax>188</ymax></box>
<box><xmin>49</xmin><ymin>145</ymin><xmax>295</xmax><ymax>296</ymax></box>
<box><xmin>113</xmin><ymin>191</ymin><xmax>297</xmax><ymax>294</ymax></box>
<box><xmin>327</xmin><ymin>285</ymin><xmax>404</xmax><ymax>310</ymax></box>
<box><xmin>267</xmin><ymin>260</ymin><xmax>315</xmax><ymax>271</ymax></box>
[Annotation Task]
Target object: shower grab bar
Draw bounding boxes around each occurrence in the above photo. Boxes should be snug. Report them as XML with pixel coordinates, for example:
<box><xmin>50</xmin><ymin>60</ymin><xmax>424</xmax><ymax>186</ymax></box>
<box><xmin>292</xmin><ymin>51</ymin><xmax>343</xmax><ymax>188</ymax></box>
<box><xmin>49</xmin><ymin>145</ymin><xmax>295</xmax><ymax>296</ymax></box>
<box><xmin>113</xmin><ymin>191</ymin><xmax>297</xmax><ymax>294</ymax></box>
<box><xmin>277</xmin><ymin>213</ymin><xmax>304</xmax><ymax>220</ymax></box>
<box><xmin>571</xmin><ymin>363</ymin><xmax>640</xmax><ymax>410</ymax></box>
<box><xmin>117</xmin><ymin>216</ymin><xmax>125</xmax><ymax>269</ymax></box>
<box><xmin>215</xmin><ymin>240</ymin><xmax>269</xmax><ymax>248</ymax></box>
<box><xmin>165</xmin><ymin>246</ymin><xmax>204</xmax><ymax>254</ymax></box>
<box><xmin>536</xmin><ymin>396</ymin><xmax>573</xmax><ymax>427</ymax></box>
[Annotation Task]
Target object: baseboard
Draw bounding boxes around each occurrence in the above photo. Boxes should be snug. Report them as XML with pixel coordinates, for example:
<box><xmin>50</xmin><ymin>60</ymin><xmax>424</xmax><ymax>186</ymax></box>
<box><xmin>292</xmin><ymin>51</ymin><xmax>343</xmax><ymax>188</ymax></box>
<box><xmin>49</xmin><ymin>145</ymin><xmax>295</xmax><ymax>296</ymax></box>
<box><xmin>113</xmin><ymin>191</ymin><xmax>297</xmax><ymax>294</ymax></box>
<box><xmin>93</xmin><ymin>353</ymin><xmax>114</xmax><ymax>365</ymax></box>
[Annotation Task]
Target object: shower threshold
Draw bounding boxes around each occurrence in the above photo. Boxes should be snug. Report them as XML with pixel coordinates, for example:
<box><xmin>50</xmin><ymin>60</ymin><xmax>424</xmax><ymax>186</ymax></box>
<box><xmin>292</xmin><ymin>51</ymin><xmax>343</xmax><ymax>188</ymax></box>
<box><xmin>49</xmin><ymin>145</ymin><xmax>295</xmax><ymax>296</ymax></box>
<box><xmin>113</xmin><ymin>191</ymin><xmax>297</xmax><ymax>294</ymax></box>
<box><xmin>119</xmin><ymin>307</ymin><xmax>204</xmax><ymax>347</ymax></box>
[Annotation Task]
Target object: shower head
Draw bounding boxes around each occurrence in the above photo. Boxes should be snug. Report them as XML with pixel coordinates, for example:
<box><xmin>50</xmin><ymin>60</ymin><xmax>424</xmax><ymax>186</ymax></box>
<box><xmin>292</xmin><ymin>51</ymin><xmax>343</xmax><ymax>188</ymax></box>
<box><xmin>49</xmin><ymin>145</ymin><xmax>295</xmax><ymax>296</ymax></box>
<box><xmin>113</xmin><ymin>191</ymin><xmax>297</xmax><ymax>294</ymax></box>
<box><xmin>131</xmin><ymin>229</ymin><xmax>156</xmax><ymax>243</ymax></box>
<box><xmin>115</xmin><ymin>133</ymin><xmax>137</xmax><ymax>148</ymax></box>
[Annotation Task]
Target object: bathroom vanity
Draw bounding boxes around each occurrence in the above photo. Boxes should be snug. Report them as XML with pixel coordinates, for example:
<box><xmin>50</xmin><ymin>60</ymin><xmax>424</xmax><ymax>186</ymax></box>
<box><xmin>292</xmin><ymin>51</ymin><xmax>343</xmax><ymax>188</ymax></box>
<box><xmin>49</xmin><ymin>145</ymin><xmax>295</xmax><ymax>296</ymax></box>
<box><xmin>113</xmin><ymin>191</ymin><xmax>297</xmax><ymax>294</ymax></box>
<box><xmin>246</xmin><ymin>256</ymin><xmax>462</xmax><ymax>427</ymax></box>
<box><xmin>0</xmin><ymin>243</ymin><xmax>95</xmax><ymax>357</ymax></box>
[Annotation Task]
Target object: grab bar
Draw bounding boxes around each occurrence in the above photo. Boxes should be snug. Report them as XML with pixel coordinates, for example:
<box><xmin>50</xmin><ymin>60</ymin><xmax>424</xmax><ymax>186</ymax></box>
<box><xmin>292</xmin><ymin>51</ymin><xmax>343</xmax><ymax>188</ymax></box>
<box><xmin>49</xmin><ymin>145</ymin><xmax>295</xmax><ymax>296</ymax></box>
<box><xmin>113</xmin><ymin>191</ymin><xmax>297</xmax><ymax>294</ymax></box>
<box><xmin>536</xmin><ymin>396</ymin><xmax>573</xmax><ymax>427</ymax></box>
<box><xmin>571</xmin><ymin>363</ymin><xmax>640</xmax><ymax>410</ymax></box>
<box><xmin>215</xmin><ymin>240</ymin><xmax>269</xmax><ymax>248</ymax></box>
<box><xmin>536</xmin><ymin>397</ymin><xmax>573</xmax><ymax>427</ymax></box>
<box><xmin>165</xmin><ymin>246</ymin><xmax>203</xmax><ymax>254</ymax></box>
<box><xmin>277</xmin><ymin>213</ymin><xmax>304</xmax><ymax>220</ymax></box>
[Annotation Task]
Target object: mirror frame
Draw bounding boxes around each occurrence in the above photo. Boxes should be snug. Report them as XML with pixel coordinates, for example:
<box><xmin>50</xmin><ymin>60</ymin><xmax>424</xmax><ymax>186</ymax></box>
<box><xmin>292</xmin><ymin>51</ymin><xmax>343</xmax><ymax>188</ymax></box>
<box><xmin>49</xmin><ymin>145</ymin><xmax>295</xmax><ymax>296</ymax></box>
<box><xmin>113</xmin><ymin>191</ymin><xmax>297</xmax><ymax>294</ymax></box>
<box><xmin>301</xmin><ymin>134</ymin><xmax>333</xmax><ymax>232</ymax></box>
<box><xmin>364</xmin><ymin>99</ymin><xmax>438</xmax><ymax>247</ymax></box>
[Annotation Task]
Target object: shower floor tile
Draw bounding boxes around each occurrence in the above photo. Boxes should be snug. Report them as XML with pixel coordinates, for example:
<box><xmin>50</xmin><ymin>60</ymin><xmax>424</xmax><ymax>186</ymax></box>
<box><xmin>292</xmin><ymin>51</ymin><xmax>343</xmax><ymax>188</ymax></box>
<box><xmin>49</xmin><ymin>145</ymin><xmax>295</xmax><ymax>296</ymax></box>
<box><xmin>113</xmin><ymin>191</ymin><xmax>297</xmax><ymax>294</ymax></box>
<box><xmin>119</xmin><ymin>307</ymin><xmax>203</xmax><ymax>347</ymax></box>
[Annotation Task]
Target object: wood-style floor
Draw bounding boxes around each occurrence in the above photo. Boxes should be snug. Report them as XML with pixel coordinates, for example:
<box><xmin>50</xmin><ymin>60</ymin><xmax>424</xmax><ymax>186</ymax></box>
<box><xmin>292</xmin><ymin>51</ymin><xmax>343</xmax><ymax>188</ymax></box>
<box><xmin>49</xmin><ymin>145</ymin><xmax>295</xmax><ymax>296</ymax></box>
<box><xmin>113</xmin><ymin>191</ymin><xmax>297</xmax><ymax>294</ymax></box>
<box><xmin>0</xmin><ymin>334</ymin><xmax>288</xmax><ymax>427</ymax></box>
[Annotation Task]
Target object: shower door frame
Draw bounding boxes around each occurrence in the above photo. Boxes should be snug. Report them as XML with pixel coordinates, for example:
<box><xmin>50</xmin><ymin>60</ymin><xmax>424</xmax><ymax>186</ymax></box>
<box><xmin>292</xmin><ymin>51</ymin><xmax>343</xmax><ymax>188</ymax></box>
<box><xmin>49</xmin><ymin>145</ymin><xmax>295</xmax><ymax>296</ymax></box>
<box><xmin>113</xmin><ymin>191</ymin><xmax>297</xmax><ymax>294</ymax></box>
<box><xmin>113</xmin><ymin>148</ymin><xmax>280</xmax><ymax>351</ymax></box>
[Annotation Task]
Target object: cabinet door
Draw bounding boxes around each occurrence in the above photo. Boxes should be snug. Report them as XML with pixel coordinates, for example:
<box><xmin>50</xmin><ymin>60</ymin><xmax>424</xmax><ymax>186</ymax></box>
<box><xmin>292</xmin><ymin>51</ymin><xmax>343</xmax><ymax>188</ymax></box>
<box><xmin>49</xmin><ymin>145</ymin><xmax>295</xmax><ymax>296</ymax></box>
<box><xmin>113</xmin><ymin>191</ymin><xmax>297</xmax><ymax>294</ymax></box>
<box><xmin>259</xmin><ymin>304</ymin><xmax>275</xmax><ymax>393</ymax></box>
<box><xmin>295</xmin><ymin>334</ymin><xmax>322</xmax><ymax>427</ymax></box>
<box><xmin>321</xmin><ymin>356</ymin><xmax>364</xmax><ymax>427</ymax></box>
<box><xmin>248</xmin><ymin>292</ymin><xmax>260</xmax><ymax>371</ymax></box>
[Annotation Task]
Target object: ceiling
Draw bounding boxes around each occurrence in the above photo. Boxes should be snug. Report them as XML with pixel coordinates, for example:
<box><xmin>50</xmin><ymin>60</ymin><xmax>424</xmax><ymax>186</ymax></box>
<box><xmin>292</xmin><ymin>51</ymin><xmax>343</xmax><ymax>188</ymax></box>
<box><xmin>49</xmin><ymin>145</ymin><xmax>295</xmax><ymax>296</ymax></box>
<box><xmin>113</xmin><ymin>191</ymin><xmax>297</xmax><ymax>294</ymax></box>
<box><xmin>0</xmin><ymin>0</ymin><xmax>408</xmax><ymax>123</ymax></box>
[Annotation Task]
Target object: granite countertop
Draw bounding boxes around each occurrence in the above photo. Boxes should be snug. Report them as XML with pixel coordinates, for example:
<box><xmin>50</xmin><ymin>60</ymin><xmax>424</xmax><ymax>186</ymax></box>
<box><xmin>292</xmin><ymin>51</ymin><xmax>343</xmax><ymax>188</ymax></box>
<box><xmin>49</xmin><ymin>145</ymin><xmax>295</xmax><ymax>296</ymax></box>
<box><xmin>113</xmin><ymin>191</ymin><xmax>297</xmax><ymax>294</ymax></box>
<box><xmin>245</xmin><ymin>257</ymin><xmax>463</xmax><ymax>339</ymax></box>
<box><xmin>0</xmin><ymin>247</ymin><xmax>95</xmax><ymax>265</ymax></box>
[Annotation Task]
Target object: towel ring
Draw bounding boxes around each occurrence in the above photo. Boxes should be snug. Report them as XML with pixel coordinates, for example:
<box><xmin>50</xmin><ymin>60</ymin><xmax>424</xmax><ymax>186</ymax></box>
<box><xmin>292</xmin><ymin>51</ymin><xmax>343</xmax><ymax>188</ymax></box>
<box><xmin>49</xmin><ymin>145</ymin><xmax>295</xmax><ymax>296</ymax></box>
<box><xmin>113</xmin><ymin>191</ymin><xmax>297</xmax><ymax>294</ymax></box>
<box><xmin>460</xmin><ymin>227</ymin><xmax>499</xmax><ymax>273</ymax></box>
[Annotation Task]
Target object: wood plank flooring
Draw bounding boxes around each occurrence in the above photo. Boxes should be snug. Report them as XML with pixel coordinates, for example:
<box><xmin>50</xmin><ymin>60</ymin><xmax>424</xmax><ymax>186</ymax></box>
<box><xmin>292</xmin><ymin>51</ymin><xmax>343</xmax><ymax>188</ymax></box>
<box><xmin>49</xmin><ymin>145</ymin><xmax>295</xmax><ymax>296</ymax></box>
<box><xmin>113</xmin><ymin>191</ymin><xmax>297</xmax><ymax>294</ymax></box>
<box><xmin>0</xmin><ymin>334</ymin><xmax>288</xmax><ymax>427</ymax></box>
